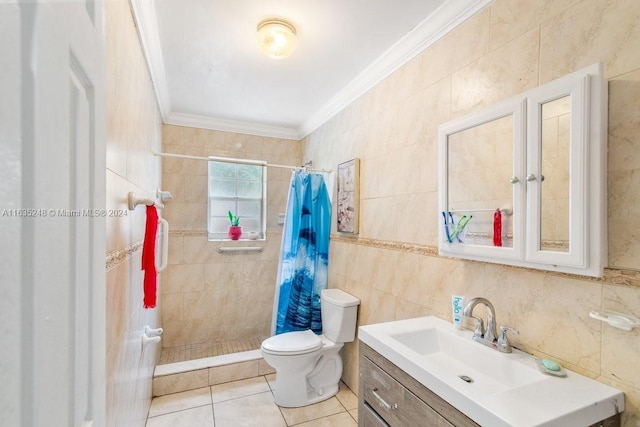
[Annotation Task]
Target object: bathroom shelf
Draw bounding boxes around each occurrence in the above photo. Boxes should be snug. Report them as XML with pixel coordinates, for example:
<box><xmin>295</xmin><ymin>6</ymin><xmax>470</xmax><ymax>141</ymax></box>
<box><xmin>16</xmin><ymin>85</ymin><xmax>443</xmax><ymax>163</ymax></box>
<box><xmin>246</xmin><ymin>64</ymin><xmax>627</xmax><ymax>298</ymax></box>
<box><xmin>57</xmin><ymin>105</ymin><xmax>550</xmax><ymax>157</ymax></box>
<box><xmin>449</xmin><ymin>207</ymin><xmax>513</xmax><ymax>216</ymax></box>
<box><xmin>217</xmin><ymin>246</ymin><xmax>263</xmax><ymax>253</ymax></box>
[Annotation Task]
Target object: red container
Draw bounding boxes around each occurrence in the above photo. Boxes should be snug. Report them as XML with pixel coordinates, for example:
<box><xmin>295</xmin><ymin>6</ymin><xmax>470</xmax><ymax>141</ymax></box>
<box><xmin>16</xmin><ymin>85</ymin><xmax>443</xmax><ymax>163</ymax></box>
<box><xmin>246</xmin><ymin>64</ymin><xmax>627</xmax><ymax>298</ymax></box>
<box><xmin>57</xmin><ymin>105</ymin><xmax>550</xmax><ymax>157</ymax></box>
<box><xmin>228</xmin><ymin>226</ymin><xmax>242</xmax><ymax>240</ymax></box>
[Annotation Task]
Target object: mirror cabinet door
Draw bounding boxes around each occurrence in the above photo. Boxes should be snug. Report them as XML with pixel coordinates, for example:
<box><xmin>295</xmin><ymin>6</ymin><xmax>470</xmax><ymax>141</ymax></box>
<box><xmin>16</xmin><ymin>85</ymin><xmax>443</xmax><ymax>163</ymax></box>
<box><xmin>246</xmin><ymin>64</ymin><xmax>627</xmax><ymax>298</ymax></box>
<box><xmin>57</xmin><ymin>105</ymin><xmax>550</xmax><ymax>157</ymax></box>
<box><xmin>439</xmin><ymin>98</ymin><xmax>526</xmax><ymax>261</ymax></box>
<box><xmin>526</xmin><ymin>76</ymin><xmax>588</xmax><ymax>268</ymax></box>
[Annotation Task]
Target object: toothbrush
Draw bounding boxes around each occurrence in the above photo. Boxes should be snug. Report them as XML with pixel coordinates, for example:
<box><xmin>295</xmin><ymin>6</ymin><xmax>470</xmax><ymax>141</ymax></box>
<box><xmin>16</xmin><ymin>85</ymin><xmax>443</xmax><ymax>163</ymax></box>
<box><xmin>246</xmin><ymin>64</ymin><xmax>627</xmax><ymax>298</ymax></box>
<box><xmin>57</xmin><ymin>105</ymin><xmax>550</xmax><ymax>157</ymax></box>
<box><xmin>450</xmin><ymin>213</ymin><xmax>460</xmax><ymax>242</ymax></box>
<box><xmin>450</xmin><ymin>215</ymin><xmax>466</xmax><ymax>242</ymax></box>
<box><xmin>459</xmin><ymin>215</ymin><xmax>473</xmax><ymax>230</ymax></box>
<box><xmin>457</xmin><ymin>215</ymin><xmax>473</xmax><ymax>241</ymax></box>
<box><xmin>442</xmin><ymin>211</ymin><xmax>453</xmax><ymax>243</ymax></box>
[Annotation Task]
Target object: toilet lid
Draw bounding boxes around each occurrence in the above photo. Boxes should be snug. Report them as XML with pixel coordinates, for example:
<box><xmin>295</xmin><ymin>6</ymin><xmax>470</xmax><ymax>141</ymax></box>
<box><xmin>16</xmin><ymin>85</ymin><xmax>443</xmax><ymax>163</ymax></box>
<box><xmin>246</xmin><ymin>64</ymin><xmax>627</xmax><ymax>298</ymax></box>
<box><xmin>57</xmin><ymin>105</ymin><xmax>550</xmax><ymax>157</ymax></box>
<box><xmin>261</xmin><ymin>330</ymin><xmax>323</xmax><ymax>355</ymax></box>
<box><xmin>321</xmin><ymin>289</ymin><xmax>360</xmax><ymax>307</ymax></box>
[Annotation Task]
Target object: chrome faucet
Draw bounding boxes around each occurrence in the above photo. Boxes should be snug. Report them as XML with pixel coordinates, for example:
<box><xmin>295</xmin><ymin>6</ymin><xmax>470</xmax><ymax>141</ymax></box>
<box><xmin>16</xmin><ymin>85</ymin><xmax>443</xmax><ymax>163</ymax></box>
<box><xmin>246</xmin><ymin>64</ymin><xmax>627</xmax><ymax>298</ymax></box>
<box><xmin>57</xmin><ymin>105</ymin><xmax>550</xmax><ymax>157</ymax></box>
<box><xmin>463</xmin><ymin>297</ymin><xmax>518</xmax><ymax>353</ymax></box>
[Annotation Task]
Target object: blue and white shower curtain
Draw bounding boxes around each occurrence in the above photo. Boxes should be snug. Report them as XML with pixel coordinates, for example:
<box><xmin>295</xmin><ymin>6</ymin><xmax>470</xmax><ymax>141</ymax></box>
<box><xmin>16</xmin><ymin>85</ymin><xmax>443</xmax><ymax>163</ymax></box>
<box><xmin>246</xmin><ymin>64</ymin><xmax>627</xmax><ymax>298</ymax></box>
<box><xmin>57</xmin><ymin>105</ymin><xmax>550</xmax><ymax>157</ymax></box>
<box><xmin>272</xmin><ymin>170</ymin><xmax>331</xmax><ymax>335</ymax></box>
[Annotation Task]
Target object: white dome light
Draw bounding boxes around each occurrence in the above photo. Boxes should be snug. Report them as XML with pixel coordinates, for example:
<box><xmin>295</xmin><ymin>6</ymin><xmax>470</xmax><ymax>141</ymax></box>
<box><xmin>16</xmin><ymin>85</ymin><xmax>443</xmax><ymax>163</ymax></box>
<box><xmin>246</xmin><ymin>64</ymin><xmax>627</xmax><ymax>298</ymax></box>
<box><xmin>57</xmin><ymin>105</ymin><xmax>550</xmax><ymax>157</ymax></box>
<box><xmin>257</xmin><ymin>19</ymin><xmax>297</xmax><ymax>60</ymax></box>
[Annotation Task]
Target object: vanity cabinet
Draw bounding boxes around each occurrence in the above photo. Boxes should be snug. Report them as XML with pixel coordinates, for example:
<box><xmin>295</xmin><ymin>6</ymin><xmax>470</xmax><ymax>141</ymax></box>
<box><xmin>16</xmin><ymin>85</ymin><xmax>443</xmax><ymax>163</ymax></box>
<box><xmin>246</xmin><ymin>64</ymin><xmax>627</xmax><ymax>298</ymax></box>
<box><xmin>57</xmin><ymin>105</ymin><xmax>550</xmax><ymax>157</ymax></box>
<box><xmin>359</xmin><ymin>342</ymin><xmax>479</xmax><ymax>427</ymax></box>
<box><xmin>358</xmin><ymin>341</ymin><xmax>620</xmax><ymax>427</ymax></box>
<box><xmin>438</xmin><ymin>63</ymin><xmax>607</xmax><ymax>277</ymax></box>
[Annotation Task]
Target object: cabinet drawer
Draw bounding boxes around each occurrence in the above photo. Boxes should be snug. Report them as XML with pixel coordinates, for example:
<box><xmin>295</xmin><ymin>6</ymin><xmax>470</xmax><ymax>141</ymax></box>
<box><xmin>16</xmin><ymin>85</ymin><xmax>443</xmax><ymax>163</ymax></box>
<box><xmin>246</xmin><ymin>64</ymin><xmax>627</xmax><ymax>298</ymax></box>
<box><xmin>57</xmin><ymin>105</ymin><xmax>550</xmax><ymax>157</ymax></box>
<box><xmin>362</xmin><ymin>403</ymin><xmax>390</xmax><ymax>427</ymax></box>
<box><xmin>588</xmin><ymin>413</ymin><xmax>621</xmax><ymax>427</ymax></box>
<box><xmin>361</xmin><ymin>356</ymin><xmax>453</xmax><ymax>427</ymax></box>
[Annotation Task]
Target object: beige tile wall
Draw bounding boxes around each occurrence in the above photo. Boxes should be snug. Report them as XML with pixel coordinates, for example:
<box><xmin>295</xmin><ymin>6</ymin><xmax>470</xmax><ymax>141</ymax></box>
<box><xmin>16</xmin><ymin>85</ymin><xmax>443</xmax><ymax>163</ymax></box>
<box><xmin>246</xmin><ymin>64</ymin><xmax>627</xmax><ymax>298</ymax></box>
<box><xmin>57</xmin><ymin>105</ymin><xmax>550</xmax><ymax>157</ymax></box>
<box><xmin>304</xmin><ymin>1</ymin><xmax>640</xmax><ymax>425</ymax></box>
<box><xmin>160</xmin><ymin>125</ymin><xmax>302</xmax><ymax>348</ymax></box>
<box><xmin>105</xmin><ymin>0</ymin><xmax>162</xmax><ymax>426</ymax></box>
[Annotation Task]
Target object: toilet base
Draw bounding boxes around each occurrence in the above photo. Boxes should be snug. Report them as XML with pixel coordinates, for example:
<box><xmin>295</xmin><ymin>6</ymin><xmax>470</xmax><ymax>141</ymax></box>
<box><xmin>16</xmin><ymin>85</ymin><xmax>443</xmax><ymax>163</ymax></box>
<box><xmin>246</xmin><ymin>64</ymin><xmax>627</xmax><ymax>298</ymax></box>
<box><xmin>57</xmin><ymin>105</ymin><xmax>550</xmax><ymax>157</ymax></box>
<box><xmin>268</xmin><ymin>343</ymin><xmax>344</xmax><ymax>408</ymax></box>
<box><xmin>273</xmin><ymin>382</ymin><xmax>339</xmax><ymax>408</ymax></box>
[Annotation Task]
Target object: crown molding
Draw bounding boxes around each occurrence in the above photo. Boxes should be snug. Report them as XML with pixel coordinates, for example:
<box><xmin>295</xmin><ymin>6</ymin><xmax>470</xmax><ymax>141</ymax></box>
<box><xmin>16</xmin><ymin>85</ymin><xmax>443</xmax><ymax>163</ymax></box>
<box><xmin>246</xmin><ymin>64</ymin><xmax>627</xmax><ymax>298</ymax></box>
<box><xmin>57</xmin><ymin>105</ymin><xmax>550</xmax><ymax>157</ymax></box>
<box><xmin>297</xmin><ymin>0</ymin><xmax>493</xmax><ymax>138</ymax></box>
<box><xmin>130</xmin><ymin>0</ymin><xmax>171</xmax><ymax>120</ymax></box>
<box><xmin>131</xmin><ymin>0</ymin><xmax>301</xmax><ymax>140</ymax></box>
<box><xmin>166</xmin><ymin>113</ymin><xmax>301</xmax><ymax>140</ymax></box>
<box><xmin>132</xmin><ymin>0</ymin><xmax>492</xmax><ymax>141</ymax></box>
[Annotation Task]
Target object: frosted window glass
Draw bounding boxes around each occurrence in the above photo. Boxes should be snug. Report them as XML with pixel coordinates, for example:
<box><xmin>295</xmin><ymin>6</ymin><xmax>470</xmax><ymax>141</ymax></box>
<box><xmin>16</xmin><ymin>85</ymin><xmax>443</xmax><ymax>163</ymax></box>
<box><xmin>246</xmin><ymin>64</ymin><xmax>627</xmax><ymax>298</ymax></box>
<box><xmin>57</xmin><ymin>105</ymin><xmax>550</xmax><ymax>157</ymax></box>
<box><xmin>208</xmin><ymin>160</ymin><xmax>266</xmax><ymax>240</ymax></box>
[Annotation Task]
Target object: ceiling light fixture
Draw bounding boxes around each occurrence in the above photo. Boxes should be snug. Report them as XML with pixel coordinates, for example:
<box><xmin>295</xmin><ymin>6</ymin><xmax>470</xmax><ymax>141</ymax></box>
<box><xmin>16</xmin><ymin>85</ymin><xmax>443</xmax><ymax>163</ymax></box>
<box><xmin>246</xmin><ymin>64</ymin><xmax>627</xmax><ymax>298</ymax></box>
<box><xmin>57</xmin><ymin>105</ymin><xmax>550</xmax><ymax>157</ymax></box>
<box><xmin>257</xmin><ymin>19</ymin><xmax>297</xmax><ymax>60</ymax></box>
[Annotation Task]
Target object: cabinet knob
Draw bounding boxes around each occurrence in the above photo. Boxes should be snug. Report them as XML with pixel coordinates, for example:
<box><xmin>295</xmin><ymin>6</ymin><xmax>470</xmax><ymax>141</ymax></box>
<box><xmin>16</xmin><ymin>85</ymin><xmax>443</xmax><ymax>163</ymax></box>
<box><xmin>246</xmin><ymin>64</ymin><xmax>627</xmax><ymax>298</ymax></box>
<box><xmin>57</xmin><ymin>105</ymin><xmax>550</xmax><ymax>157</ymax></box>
<box><xmin>509</xmin><ymin>176</ymin><xmax>520</xmax><ymax>184</ymax></box>
<box><xmin>526</xmin><ymin>174</ymin><xmax>537</xmax><ymax>182</ymax></box>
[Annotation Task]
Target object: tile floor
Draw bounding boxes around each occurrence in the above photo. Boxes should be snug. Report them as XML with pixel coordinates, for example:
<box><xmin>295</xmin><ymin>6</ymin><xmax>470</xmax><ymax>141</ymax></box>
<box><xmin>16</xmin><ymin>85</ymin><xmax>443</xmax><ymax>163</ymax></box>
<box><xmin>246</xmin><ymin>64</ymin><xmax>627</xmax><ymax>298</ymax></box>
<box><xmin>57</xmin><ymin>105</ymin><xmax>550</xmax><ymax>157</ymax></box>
<box><xmin>145</xmin><ymin>374</ymin><xmax>358</xmax><ymax>427</ymax></box>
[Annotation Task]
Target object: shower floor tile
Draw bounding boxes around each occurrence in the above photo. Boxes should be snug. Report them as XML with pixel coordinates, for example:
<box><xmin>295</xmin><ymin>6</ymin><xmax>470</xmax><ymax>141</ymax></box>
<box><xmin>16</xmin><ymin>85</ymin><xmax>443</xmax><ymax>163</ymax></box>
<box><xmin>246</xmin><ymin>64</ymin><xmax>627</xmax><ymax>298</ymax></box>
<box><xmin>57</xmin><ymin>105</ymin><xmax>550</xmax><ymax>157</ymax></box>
<box><xmin>159</xmin><ymin>337</ymin><xmax>268</xmax><ymax>365</ymax></box>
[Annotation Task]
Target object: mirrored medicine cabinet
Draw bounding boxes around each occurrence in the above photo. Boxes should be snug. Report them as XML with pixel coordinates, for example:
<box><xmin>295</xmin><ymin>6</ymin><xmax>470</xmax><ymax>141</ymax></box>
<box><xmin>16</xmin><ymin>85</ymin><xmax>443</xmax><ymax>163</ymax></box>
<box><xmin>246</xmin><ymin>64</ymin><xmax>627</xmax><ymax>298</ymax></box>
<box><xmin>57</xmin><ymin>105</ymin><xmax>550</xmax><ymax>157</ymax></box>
<box><xmin>438</xmin><ymin>63</ymin><xmax>607</xmax><ymax>277</ymax></box>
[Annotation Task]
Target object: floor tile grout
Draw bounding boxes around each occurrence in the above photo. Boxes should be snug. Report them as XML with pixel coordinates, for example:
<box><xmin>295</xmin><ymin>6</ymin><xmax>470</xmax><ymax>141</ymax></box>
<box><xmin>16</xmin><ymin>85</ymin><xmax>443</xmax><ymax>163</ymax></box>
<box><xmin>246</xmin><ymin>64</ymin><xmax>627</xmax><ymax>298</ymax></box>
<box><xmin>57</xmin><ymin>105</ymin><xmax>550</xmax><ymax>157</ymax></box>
<box><xmin>147</xmin><ymin>374</ymin><xmax>358</xmax><ymax>426</ymax></box>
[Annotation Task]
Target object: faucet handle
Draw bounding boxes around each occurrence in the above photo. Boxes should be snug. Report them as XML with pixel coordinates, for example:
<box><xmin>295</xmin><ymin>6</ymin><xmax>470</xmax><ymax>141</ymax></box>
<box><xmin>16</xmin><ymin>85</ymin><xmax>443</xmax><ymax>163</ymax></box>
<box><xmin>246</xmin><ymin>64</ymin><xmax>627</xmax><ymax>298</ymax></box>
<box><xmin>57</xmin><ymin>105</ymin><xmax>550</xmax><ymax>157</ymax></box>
<box><xmin>498</xmin><ymin>325</ymin><xmax>519</xmax><ymax>351</ymax></box>
<box><xmin>466</xmin><ymin>315</ymin><xmax>484</xmax><ymax>338</ymax></box>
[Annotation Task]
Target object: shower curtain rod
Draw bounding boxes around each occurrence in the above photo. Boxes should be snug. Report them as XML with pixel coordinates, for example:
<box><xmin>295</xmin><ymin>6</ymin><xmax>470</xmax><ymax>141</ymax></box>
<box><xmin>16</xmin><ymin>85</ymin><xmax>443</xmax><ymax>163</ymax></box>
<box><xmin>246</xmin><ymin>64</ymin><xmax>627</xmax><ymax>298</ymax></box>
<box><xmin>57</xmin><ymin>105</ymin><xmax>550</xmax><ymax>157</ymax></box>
<box><xmin>152</xmin><ymin>151</ymin><xmax>331</xmax><ymax>173</ymax></box>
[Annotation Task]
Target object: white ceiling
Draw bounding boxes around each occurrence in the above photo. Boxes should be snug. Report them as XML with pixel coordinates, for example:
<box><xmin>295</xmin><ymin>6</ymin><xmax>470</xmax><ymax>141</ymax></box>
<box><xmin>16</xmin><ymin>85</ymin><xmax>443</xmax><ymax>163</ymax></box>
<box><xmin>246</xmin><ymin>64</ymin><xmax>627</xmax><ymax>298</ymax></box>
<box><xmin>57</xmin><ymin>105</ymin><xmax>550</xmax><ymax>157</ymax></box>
<box><xmin>131</xmin><ymin>0</ymin><xmax>491</xmax><ymax>140</ymax></box>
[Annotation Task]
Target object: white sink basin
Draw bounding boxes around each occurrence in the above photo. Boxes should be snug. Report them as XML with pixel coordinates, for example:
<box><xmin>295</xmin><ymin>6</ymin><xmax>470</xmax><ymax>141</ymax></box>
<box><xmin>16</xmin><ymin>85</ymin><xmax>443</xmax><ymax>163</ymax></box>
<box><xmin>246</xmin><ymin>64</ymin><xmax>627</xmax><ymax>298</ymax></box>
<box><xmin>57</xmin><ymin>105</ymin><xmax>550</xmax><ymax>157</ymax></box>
<box><xmin>359</xmin><ymin>316</ymin><xmax>624</xmax><ymax>427</ymax></box>
<box><xmin>390</xmin><ymin>328</ymin><xmax>544</xmax><ymax>395</ymax></box>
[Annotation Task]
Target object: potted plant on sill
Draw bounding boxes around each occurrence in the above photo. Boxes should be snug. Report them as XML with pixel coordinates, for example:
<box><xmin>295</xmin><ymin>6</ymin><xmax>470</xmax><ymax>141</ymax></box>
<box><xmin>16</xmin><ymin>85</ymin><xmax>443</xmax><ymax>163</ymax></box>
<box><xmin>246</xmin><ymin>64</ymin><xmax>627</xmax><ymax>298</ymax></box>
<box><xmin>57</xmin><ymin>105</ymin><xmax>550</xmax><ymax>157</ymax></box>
<box><xmin>227</xmin><ymin>210</ymin><xmax>242</xmax><ymax>240</ymax></box>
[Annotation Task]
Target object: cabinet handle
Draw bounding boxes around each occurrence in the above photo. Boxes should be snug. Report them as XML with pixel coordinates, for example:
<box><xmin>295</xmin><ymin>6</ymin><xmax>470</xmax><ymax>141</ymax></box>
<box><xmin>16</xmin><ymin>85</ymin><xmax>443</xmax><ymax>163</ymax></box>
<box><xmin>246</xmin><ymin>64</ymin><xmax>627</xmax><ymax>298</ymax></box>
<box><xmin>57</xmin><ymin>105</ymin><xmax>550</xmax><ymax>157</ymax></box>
<box><xmin>371</xmin><ymin>388</ymin><xmax>398</xmax><ymax>411</ymax></box>
<box><xmin>509</xmin><ymin>176</ymin><xmax>520</xmax><ymax>184</ymax></box>
<box><xmin>526</xmin><ymin>174</ymin><xmax>537</xmax><ymax>182</ymax></box>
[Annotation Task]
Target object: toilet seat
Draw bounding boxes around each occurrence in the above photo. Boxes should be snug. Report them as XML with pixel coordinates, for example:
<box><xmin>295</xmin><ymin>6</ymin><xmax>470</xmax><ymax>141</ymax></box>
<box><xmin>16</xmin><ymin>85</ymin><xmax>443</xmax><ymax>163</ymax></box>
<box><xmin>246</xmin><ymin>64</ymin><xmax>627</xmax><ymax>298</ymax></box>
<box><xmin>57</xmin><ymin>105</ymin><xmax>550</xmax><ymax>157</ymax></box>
<box><xmin>261</xmin><ymin>329</ymin><xmax>323</xmax><ymax>356</ymax></box>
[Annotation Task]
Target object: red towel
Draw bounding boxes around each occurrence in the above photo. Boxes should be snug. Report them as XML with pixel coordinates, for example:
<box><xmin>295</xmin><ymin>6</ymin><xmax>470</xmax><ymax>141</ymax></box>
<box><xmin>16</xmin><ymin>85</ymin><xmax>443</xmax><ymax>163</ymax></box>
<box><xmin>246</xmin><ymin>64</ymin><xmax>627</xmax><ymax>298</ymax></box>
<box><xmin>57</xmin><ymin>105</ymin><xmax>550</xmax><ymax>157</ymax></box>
<box><xmin>142</xmin><ymin>205</ymin><xmax>158</xmax><ymax>308</ymax></box>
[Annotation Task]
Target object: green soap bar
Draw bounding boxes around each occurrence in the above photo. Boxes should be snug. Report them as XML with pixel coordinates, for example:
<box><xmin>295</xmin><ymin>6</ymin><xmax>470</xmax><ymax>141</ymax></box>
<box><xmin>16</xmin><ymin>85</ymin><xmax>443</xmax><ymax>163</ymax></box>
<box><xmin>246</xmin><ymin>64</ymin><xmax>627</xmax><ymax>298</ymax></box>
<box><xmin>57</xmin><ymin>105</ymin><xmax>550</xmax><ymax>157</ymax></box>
<box><xmin>541</xmin><ymin>358</ymin><xmax>561</xmax><ymax>371</ymax></box>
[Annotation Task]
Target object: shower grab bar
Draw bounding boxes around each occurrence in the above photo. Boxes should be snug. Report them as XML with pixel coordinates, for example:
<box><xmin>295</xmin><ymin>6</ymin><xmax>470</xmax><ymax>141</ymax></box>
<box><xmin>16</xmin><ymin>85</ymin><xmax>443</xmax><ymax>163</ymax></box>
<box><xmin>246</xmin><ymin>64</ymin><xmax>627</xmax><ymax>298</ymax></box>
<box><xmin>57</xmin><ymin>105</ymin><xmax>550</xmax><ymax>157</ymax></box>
<box><xmin>217</xmin><ymin>246</ymin><xmax>263</xmax><ymax>253</ymax></box>
<box><xmin>157</xmin><ymin>218</ymin><xmax>169</xmax><ymax>272</ymax></box>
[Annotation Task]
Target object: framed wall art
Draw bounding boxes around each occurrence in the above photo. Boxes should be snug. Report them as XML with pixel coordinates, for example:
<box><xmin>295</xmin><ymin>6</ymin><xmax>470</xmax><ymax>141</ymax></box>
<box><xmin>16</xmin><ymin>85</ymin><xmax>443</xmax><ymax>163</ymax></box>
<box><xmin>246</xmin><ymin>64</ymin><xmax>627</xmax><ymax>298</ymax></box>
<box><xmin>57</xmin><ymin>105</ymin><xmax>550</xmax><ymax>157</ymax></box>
<box><xmin>337</xmin><ymin>158</ymin><xmax>360</xmax><ymax>234</ymax></box>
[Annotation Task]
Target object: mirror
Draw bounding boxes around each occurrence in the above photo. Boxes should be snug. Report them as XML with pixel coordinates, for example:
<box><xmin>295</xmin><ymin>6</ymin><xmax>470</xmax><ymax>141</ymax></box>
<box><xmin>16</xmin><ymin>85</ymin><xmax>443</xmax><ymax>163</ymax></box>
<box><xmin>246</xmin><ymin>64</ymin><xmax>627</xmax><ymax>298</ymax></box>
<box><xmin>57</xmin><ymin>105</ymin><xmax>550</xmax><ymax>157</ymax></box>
<box><xmin>438</xmin><ymin>63</ymin><xmax>606</xmax><ymax>277</ymax></box>
<box><xmin>446</xmin><ymin>115</ymin><xmax>514</xmax><ymax>248</ymax></box>
<box><xmin>540</xmin><ymin>96</ymin><xmax>570</xmax><ymax>252</ymax></box>
<box><xmin>438</xmin><ymin>97</ymin><xmax>525</xmax><ymax>262</ymax></box>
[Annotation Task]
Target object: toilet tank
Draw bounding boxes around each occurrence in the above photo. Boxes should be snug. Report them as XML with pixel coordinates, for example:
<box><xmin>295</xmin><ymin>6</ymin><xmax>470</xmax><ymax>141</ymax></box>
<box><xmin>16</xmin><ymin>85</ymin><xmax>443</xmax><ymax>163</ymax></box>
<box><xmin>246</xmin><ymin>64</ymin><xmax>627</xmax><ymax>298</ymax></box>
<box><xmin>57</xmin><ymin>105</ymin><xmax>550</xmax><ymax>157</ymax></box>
<box><xmin>321</xmin><ymin>289</ymin><xmax>360</xmax><ymax>343</ymax></box>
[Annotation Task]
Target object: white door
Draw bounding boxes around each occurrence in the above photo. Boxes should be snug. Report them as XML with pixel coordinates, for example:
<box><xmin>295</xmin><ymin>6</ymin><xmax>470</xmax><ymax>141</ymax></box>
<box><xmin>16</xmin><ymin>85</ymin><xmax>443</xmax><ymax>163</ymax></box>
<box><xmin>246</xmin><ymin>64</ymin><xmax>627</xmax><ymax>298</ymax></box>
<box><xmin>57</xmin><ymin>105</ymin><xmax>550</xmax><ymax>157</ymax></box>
<box><xmin>0</xmin><ymin>1</ymin><xmax>106</xmax><ymax>426</ymax></box>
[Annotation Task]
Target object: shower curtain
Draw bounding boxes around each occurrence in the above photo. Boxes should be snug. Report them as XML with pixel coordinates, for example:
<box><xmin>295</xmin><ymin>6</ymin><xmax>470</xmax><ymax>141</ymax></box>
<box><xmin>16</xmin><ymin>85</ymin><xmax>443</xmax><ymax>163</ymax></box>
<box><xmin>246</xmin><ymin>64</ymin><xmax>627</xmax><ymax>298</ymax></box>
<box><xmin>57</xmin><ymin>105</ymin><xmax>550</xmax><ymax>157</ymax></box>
<box><xmin>272</xmin><ymin>170</ymin><xmax>331</xmax><ymax>335</ymax></box>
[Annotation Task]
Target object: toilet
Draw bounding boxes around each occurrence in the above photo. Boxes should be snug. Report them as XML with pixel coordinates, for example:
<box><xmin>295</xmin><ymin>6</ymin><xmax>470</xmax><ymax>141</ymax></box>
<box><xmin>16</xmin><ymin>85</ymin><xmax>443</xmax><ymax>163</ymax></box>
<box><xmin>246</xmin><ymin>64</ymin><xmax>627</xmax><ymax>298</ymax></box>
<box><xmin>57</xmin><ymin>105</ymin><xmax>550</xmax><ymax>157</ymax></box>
<box><xmin>261</xmin><ymin>288</ymin><xmax>360</xmax><ymax>407</ymax></box>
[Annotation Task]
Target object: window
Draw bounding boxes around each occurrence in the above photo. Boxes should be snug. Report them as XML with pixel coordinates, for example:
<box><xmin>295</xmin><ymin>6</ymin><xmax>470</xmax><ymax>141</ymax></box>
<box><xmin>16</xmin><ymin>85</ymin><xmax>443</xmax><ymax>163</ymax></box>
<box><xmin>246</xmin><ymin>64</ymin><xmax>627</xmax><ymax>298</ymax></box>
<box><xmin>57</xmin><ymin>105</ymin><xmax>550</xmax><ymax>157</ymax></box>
<box><xmin>208</xmin><ymin>160</ymin><xmax>267</xmax><ymax>240</ymax></box>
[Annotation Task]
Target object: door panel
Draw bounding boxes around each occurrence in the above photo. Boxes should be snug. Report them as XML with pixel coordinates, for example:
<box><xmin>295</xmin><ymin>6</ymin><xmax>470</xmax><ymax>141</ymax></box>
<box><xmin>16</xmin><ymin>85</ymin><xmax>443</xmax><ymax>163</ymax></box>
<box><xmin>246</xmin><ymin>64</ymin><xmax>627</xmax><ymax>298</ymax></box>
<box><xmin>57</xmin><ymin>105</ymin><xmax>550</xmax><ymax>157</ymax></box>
<box><xmin>1</xmin><ymin>2</ymin><xmax>106</xmax><ymax>426</ymax></box>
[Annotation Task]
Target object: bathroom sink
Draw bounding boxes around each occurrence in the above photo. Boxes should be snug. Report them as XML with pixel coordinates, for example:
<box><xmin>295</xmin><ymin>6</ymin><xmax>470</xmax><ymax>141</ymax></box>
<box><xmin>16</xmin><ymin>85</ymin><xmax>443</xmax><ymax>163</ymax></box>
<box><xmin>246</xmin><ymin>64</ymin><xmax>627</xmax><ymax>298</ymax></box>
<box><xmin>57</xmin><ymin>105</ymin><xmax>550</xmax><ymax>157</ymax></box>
<box><xmin>389</xmin><ymin>327</ymin><xmax>543</xmax><ymax>396</ymax></box>
<box><xmin>359</xmin><ymin>316</ymin><xmax>624</xmax><ymax>427</ymax></box>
